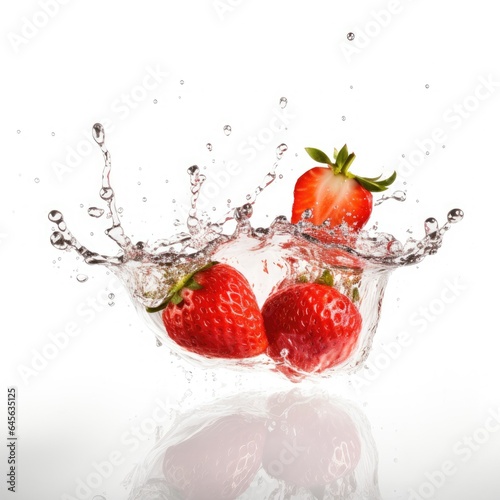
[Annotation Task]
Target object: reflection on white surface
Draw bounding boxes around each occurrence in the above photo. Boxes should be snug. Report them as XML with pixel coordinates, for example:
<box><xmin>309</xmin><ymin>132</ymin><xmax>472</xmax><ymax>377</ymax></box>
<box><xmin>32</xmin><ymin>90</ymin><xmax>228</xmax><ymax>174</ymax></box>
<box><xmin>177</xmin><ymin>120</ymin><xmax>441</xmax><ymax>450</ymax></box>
<box><xmin>126</xmin><ymin>389</ymin><xmax>380</xmax><ymax>499</ymax></box>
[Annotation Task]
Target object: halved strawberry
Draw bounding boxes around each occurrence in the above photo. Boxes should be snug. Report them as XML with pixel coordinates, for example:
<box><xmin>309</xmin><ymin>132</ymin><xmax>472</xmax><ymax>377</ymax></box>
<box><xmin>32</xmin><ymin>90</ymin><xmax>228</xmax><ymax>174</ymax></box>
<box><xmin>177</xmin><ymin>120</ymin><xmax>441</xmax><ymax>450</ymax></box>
<box><xmin>147</xmin><ymin>262</ymin><xmax>268</xmax><ymax>359</ymax></box>
<box><xmin>291</xmin><ymin>145</ymin><xmax>396</xmax><ymax>231</ymax></box>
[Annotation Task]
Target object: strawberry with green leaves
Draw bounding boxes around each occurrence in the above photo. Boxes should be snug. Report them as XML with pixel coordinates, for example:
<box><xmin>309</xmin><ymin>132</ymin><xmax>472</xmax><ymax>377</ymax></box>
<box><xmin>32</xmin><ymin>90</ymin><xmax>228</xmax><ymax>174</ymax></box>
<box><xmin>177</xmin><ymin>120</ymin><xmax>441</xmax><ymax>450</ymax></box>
<box><xmin>262</xmin><ymin>270</ymin><xmax>362</xmax><ymax>380</ymax></box>
<box><xmin>147</xmin><ymin>262</ymin><xmax>268</xmax><ymax>359</ymax></box>
<box><xmin>292</xmin><ymin>145</ymin><xmax>396</xmax><ymax>232</ymax></box>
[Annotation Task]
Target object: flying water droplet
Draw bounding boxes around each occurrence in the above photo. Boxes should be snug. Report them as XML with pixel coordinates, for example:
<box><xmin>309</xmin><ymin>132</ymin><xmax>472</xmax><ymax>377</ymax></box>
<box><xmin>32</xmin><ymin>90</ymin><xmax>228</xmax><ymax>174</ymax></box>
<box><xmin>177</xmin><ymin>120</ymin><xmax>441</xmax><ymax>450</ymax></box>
<box><xmin>180</xmin><ymin>80</ymin><xmax>184</xmax><ymax>85</ymax></box>
<box><xmin>223</xmin><ymin>125</ymin><xmax>232</xmax><ymax>136</ymax></box>
<box><xmin>206</xmin><ymin>143</ymin><xmax>212</xmax><ymax>151</ymax></box>
<box><xmin>153</xmin><ymin>99</ymin><xmax>157</xmax><ymax>104</ymax></box>
<box><xmin>276</xmin><ymin>143</ymin><xmax>288</xmax><ymax>159</ymax></box>
<box><xmin>34</xmin><ymin>178</ymin><xmax>40</xmax><ymax>183</ymax></box>
<box><xmin>100</xmin><ymin>187</ymin><xmax>114</xmax><ymax>200</ymax></box>
<box><xmin>76</xmin><ymin>274</ymin><xmax>88</xmax><ymax>283</ymax></box>
<box><xmin>92</xmin><ymin>123</ymin><xmax>105</xmax><ymax>146</ymax></box>
<box><xmin>142</xmin><ymin>197</ymin><xmax>147</xmax><ymax>202</ymax></box>
<box><xmin>342</xmin><ymin>116</ymin><xmax>346</xmax><ymax>121</ymax></box>
<box><xmin>447</xmin><ymin>208</ymin><xmax>464</xmax><ymax>223</ymax></box>
<box><xmin>48</xmin><ymin>210</ymin><xmax>63</xmax><ymax>223</ymax></box>
<box><xmin>424</xmin><ymin>217</ymin><xmax>439</xmax><ymax>238</ymax></box>
<box><xmin>347</xmin><ymin>32</ymin><xmax>355</xmax><ymax>41</ymax></box>
<box><xmin>187</xmin><ymin>165</ymin><xmax>199</xmax><ymax>176</ymax></box>
<box><xmin>279</xmin><ymin>97</ymin><xmax>288</xmax><ymax>109</ymax></box>
<box><xmin>50</xmin><ymin>232</ymin><xmax>68</xmax><ymax>250</ymax></box>
<box><xmin>88</xmin><ymin>207</ymin><xmax>105</xmax><ymax>218</ymax></box>
<box><xmin>393</xmin><ymin>191</ymin><xmax>406</xmax><ymax>202</ymax></box>
<box><xmin>425</xmin><ymin>84</ymin><xmax>430</xmax><ymax>89</ymax></box>
<box><xmin>108</xmin><ymin>293</ymin><xmax>115</xmax><ymax>300</ymax></box>
<box><xmin>17</xmin><ymin>130</ymin><xmax>21</xmax><ymax>134</ymax></box>
<box><xmin>235</xmin><ymin>203</ymin><xmax>253</xmax><ymax>221</ymax></box>
<box><xmin>51</xmin><ymin>132</ymin><xmax>55</xmax><ymax>136</ymax></box>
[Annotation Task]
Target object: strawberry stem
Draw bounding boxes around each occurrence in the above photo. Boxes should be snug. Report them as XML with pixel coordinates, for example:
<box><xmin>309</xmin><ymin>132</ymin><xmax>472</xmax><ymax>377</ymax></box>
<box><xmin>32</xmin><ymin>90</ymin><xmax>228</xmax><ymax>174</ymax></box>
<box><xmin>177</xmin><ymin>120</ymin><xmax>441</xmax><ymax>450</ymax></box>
<box><xmin>146</xmin><ymin>261</ymin><xmax>217</xmax><ymax>313</ymax></box>
<box><xmin>305</xmin><ymin>144</ymin><xmax>397</xmax><ymax>192</ymax></box>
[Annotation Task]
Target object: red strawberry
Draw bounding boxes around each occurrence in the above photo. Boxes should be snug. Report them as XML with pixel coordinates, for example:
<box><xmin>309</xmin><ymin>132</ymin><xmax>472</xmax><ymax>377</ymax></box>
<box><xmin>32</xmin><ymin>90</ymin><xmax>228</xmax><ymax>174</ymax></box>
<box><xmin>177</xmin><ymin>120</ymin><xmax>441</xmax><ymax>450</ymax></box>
<box><xmin>147</xmin><ymin>262</ymin><xmax>268</xmax><ymax>358</ymax></box>
<box><xmin>262</xmin><ymin>271</ymin><xmax>362</xmax><ymax>379</ymax></box>
<box><xmin>291</xmin><ymin>145</ymin><xmax>396</xmax><ymax>232</ymax></box>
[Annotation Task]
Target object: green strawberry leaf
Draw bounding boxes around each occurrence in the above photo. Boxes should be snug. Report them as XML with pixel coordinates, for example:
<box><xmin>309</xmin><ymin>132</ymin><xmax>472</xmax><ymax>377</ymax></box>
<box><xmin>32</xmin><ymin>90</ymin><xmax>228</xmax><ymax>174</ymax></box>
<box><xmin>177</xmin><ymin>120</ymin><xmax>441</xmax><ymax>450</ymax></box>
<box><xmin>355</xmin><ymin>171</ymin><xmax>397</xmax><ymax>192</ymax></box>
<box><xmin>335</xmin><ymin>145</ymin><xmax>349</xmax><ymax>170</ymax></box>
<box><xmin>305</xmin><ymin>147</ymin><xmax>332</xmax><ymax>166</ymax></box>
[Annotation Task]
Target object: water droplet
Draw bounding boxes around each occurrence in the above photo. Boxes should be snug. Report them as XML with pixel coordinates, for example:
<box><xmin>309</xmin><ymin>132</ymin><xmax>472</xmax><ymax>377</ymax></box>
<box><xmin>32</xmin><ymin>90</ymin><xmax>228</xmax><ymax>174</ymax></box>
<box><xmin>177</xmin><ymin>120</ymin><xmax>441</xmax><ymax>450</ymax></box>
<box><xmin>88</xmin><ymin>207</ymin><xmax>105</xmax><ymax>218</ymax></box>
<box><xmin>223</xmin><ymin>125</ymin><xmax>232</xmax><ymax>136</ymax></box>
<box><xmin>425</xmin><ymin>151</ymin><xmax>430</xmax><ymax>155</ymax></box>
<box><xmin>34</xmin><ymin>177</ymin><xmax>40</xmax><ymax>183</ymax></box>
<box><xmin>92</xmin><ymin>123</ymin><xmax>105</xmax><ymax>146</ymax></box>
<box><xmin>51</xmin><ymin>132</ymin><xmax>55</xmax><ymax>136</ymax></box>
<box><xmin>424</xmin><ymin>217</ymin><xmax>439</xmax><ymax>237</ymax></box>
<box><xmin>180</xmin><ymin>80</ymin><xmax>184</xmax><ymax>85</ymax></box>
<box><xmin>447</xmin><ymin>208</ymin><xmax>464</xmax><ymax>223</ymax></box>
<box><xmin>206</xmin><ymin>143</ymin><xmax>212</xmax><ymax>151</ymax></box>
<box><xmin>393</xmin><ymin>190</ymin><xmax>406</xmax><ymax>202</ymax></box>
<box><xmin>185</xmin><ymin>371</ymin><xmax>193</xmax><ymax>381</ymax></box>
<box><xmin>76</xmin><ymin>274</ymin><xmax>88</xmax><ymax>283</ymax></box>
<box><xmin>350</xmin><ymin>85</ymin><xmax>353</xmax><ymax>89</ymax></box>
<box><xmin>187</xmin><ymin>165</ymin><xmax>199</xmax><ymax>176</ymax></box>
<box><xmin>342</xmin><ymin>116</ymin><xmax>346</xmax><ymax>121</ymax></box>
<box><xmin>108</xmin><ymin>301</ymin><xmax>115</xmax><ymax>307</ymax></box>
<box><xmin>99</xmin><ymin>187</ymin><xmax>114</xmax><ymax>200</ymax></box>
<box><xmin>235</xmin><ymin>203</ymin><xmax>253</xmax><ymax>221</ymax></box>
<box><xmin>153</xmin><ymin>99</ymin><xmax>158</xmax><ymax>104</ymax></box>
<box><xmin>17</xmin><ymin>130</ymin><xmax>21</xmax><ymax>134</ymax></box>
<box><xmin>117</xmin><ymin>207</ymin><xmax>123</xmax><ymax>214</ymax></box>
<box><xmin>442</xmin><ymin>145</ymin><xmax>446</xmax><ymax>148</ymax></box>
<box><xmin>48</xmin><ymin>210</ymin><xmax>63</xmax><ymax>223</ymax></box>
<box><xmin>142</xmin><ymin>197</ymin><xmax>147</xmax><ymax>202</ymax></box>
<box><xmin>108</xmin><ymin>293</ymin><xmax>115</xmax><ymax>300</ymax></box>
<box><xmin>278</xmin><ymin>174</ymin><xmax>283</xmax><ymax>179</ymax></box>
<box><xmin>276</xmin><ymin>143</ymin><xmax>288</xmax><ymax>159</ymax></box>
<box><xmin>425</xmin><ymin>84</ymin><xmax>430</xmax><ymax>89</ymax></box>
<box><xmin>301</xmin><ymin>209</ymin><xmax>313</xmax><ymax>220</ymax></box>
<box><xmin>347</xmin><ymin>32</ymin><xmax>355</xmax><ymax>41</ymax></box>
<box><xmin>280</xmin><ymin>348</ymin><xmax>289</xmax><ymax>357</ymax></box>
<box><xmin>401</xmin><ymin>154</ymin><xmax>405</xmax><ymax>158</ymax></box>
<box><xmin>50</xmin><ymin>232</ymin><xmax>68</xmax><ymax>250</ymax></box>
<box><xmin>279</xmin><ymin>97</ymin><xmax>288</xmax><ymax>108</ymax></box>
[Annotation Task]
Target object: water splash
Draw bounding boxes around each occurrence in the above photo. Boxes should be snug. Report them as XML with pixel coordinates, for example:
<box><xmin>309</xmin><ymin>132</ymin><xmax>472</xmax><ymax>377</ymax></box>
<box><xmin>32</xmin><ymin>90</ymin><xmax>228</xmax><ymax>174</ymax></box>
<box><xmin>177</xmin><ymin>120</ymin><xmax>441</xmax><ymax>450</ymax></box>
<box><xmin>48</xmin><ymin>124</ymin><xmax>463</xmax><ymax>376</ymax></box>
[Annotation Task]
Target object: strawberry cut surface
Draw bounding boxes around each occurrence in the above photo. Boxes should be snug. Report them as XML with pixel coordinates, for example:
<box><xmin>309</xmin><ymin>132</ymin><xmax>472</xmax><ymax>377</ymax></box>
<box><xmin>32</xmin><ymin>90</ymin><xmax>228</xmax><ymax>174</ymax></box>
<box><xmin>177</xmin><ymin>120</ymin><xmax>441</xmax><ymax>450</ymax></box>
<box><xmin>291</xmin><ymin>145</ymin><xmax>396</xmax><ymax>233</ymax></box>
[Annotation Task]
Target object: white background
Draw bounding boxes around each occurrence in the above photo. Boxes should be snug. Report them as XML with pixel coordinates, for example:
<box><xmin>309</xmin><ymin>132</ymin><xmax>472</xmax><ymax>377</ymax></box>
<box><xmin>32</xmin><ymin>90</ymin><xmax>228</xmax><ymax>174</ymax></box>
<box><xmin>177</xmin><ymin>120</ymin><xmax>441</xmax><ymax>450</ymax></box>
<box><xmin>1</xmin><ymin>1</ymin><xmax>499</xmax><ymax>499</ymax></box>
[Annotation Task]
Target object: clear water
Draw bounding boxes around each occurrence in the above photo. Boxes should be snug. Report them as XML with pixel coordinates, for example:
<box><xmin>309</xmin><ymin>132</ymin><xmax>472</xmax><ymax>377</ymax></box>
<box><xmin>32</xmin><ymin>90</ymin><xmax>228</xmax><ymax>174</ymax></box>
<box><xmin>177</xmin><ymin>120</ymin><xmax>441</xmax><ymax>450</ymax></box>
<box><xmin>48</xmin><ymin>123</ymin><xmax>463</xmax><ymax>379</ymax></box>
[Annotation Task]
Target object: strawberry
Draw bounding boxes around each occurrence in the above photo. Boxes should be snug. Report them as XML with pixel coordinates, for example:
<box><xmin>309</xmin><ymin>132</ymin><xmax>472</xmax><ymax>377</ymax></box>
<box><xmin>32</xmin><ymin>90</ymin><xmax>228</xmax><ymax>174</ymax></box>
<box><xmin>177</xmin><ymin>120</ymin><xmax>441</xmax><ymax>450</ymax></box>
<box><xmin>147</xmin><ymin>262</ymin><xmax>268</xmax><ymax>359</ymax></box>
<box><xmin>262</xmin><ymin>271</ymin><xmax>362</xmax><ymax>379</ymax></box>
<box><xmin>291</xmin><ymin>145</ymin><xmax>396</xmax><ymax>231</ymax></box>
